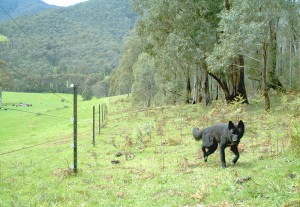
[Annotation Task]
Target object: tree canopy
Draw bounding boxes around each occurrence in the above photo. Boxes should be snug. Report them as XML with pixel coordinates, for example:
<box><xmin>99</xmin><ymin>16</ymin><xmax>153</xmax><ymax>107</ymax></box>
<box><xmin>111</xmin><ymin>0</ymin><xmax>300</xmax><ymax>110</ymax></box>
<box><xmin>0</xmin><ymin>0</ymin><xmax>137</xmax><ymax>96</ymax></box>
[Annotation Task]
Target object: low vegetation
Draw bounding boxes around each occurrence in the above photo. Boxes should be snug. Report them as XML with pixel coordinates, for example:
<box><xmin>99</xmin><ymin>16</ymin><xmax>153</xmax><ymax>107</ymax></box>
<box><xmin>0</xmin><ymin>35</ymin><xmax>8</xmax><ymax>42</ymax></box>
<box><xmin>0</xmin><ymin>92</ymin><xmax>299</xmax><ymax>206</ymax></box>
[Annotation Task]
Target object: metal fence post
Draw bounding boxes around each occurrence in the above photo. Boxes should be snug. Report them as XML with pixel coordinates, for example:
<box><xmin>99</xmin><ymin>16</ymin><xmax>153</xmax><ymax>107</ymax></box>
<box><xmin>72</xmin><ymin>84</ymin><xmax>78</xmax><ymax>174</ymax></box>
<box><xmin>101</xmin><ymin>104</ymin><xmax>104</xmax><ymax>122</ymax></box>
<box><xmin>98</xmin><ymin>104</ymin><xmax>101</xmax><ymax>134</ymax></box>
<box><xmin>93</xmin><ymin>105</ymin><xmax>95</xmax><ymax>146</ymax></box>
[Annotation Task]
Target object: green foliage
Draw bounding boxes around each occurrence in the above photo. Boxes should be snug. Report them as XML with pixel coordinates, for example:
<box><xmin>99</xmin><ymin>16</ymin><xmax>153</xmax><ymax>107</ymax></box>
<box><xmin>92</xmin><ymin>78</ymin><xmax>110</xmax><ymax>98</ymax></box>
<box><xmin>0</xmin><ymin>0</ymin><xmax>137</xmax><ymax>93</ymax></box>
<box><xmin>0</xmin><ymin>35</ymin><xmax>8</xmax><ymax>42</ymax></box>
<box><xmin>126</xmin><ymin>0</ymin><xmax>223</xmax><ymax>105</ymax></box>
<box><xmin>82</xmin><ymin>86</ymin><xmax>93</xmax><ymax>101</ymax></box>
<box><xmin>110</xmin><ymin>30</ymin><xmax>142</xmax><ymax>96</ymax></box>
<box><xmin>127</xmin><ymin>0</ymin><xmax>300</xmax><ymax>108</ymax></box>
<box><xmin>207</xmin><ymin>0</ymin><xmax>300</xmax><ymax>92</ymax></box>
<box><xmin>132</xmin><ymin>53</ymin><xmax>157</xmax><ymax>107</ymax></box>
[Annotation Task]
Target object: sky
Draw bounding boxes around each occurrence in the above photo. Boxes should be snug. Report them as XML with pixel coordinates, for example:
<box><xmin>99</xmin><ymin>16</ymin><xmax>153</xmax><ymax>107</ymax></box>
<box><xmin>41</xmin><ymin>0</ymin><xmax>89</xmax><ymax>7</ymax></box>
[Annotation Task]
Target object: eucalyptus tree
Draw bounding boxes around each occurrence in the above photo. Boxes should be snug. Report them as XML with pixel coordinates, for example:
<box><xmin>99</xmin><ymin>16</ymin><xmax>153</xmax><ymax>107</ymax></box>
<box><xmin>206</xmin><ymin>0</ymin><xmax>249</xmax><ymax>105</ymax></box>
<box><xmin>207</xmin><ymin>0</ymin><xmax>299</xmax><ymax>111</ymax></box>
<box><xmin>277</xmin><ymin>0</ymin><xmax>300</xmax><ymax>89</ymax></box>
<box><xmin>110</xmin><ymin>31</ymin><xmax>142</xmax><ymax>96</ymax></box>
<box><xmin>130</xmin><ymin>0</ymin><xmax>300</xmax><ymax>108</ymax></box>
<box><xmin>131</xmin><ymin>0</ymin><xmax>221</xmax><ymax>105</ymax></box>
<box><xmin>132</xmin><ymin>53</ymin><xmax>157</xmax><ymax>107</ymax></box>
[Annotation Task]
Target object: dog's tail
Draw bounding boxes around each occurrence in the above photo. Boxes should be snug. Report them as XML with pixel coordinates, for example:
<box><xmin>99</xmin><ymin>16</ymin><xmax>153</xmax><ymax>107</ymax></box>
<box><xmin>192</xmin><ymin>128</ymin><xmax>203</xmax><ymax>141</ymax></box>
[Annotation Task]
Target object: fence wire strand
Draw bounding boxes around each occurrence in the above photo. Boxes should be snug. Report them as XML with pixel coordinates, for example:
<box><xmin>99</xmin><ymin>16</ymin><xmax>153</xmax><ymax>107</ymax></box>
<box><xmin>0</xmin><ymin>145</ymin><xmax>71</xmax><ymax>183</ymax></box>
<box><xmin>1</xmin><ymin>106</ymin><xmax>70</xmax><ymax>120</ymax></box>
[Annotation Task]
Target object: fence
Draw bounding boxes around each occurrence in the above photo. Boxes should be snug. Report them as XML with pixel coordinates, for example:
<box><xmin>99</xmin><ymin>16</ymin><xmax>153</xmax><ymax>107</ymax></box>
<box><xmin>0</xmin><ymin>85</ymin><xmax>108</xmax><ymax>206</ymax></box>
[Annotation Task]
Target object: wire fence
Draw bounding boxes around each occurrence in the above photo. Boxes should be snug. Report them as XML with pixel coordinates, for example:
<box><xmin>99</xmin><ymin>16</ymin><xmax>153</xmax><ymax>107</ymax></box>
<box><xmin>1</xmin><ymin>86</ymin><xmax>295</xmax><ymax>206</ymax></box>
<box><xmin>0</xmin><ymin>87</ymin><xmax>109</xmax><ymax>206</ymax></box>
<box><xmin>0</xmin><ymin>5</ymin><xmax>112</xmax><ymax>206</ymax></box>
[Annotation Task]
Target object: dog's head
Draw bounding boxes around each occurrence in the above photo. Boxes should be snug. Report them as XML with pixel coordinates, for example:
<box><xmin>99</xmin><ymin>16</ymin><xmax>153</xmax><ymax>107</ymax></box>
<box><xmin>228</xmin><ymin>120</ymin><xmax>245</xmax><ymax>145</ymax></box>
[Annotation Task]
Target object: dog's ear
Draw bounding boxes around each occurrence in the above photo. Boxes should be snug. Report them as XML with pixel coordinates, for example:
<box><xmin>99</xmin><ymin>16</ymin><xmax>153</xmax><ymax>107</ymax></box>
<box><xmin>238</xmin><ymin>120</ymin><xmax>245</xmax><ymax>130</ymax></box>
<box><xmin>228</xmin><ymin>121</ymin><xmax>235</xmax><ymax>130</ymax></box>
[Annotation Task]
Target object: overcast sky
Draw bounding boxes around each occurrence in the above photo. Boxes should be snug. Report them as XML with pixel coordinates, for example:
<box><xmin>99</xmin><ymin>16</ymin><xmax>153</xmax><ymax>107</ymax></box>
<box><xmin>42</xmin><ymin>0</ymin><xmax>89</xmax><ymax>7</ymax></box>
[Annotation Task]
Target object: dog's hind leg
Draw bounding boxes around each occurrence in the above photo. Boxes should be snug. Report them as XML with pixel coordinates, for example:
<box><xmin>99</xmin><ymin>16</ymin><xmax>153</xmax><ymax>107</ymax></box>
<box><xmin>202</xmin><ymin>142</ymin><xmax>218</xmax><ymax>162</ymax></box>
<box><xmin>230</xmin><ymin>145</ymin><xmax>240</xmax><ymax>164</ymax></box>
<box><xmin>202</xmin><ymin>147</ymin><xmax>208</xmax><ymax>162</ymax></box>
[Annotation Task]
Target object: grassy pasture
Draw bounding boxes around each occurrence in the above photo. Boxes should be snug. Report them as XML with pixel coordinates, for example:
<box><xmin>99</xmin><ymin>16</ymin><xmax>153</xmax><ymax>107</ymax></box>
<box><xmin>0</xmin><ymin>91</ymin><xmax>299</xmax><ymax>207</ymax></box>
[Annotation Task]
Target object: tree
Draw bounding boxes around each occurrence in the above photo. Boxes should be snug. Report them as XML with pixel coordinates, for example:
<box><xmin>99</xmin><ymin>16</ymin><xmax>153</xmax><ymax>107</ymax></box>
<box><xmin>93</xmin><ymin>79</ymin><xmax>110</xmax><ymax>98</ymax></box>
<box><xmin>132</xmin><ymin>0</ymin><xmax>218</xmax><ymax>105</ymax></box>
<box><xmin>82</xmin><ymin>86</ymin><xmax>93</xmax><ymax>101</ymax></box>
<box><xmin>125</xmin><ymin>0</ymin><xmax>300</xmax><ymax>108</ymax></box>
<box><xmin>132</xmin><ymin>53</ymin><xmax>157</xmax><ymax>107</ymax></box>
<box><xmin>0</xmin><ymin>0</ymin><xmax>138</xmax><ymax>93</ymax></box>
<box><xmin>206</xmin><ymin>0</ymin><xmax>249</xmax><ymax>104</ymax></box>
<box><xmin>207</xmin><ymin>0</ymin><xmax>299</xmax><ymax>110</ymax></box>
<box><xmin>110</xmin><ymin>30</ymin><xmax>142</xmax><ymax>96</ymax></box>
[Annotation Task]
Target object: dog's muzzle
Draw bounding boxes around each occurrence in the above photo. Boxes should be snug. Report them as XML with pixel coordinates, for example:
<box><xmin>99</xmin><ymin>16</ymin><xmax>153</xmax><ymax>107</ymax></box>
<box><xmin>230</xmin><ymin>134</ymin><xmax>238</xmax><ymax>145</ymax></box>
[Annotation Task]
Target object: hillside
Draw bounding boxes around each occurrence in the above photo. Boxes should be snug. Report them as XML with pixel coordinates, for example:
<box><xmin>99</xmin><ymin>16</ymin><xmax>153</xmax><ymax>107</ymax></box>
<box><xmin>0</xmin><ymin>92</ymin><xmax>299</xmax><ymax>206</ymax></box>
<box><xmin>0</xmin><ymin>0</ymin><xmax>56</xmax><ymax>20</ymax></box>
<box><xmin>0</xmin><ymin>0</ymin><xmax>138</xmax><ymax>93</ymax></box>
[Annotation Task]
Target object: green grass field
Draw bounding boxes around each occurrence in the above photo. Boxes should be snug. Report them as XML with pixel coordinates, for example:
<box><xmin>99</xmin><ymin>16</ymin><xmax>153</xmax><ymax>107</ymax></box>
<box><xmin>0</xmin><ymin>92</ymin><xmax>299</xmax><ymax>207</ymax></box>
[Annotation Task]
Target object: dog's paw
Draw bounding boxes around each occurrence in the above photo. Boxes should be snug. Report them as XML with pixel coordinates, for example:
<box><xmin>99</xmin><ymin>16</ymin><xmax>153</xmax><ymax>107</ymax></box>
<box><xmin>204</xmin><ymin>156</ymin><xmax>208</xmax><ymax>162</ymax></box>
<box><xmin>222</xmin><ymin>163</ymin><xmax>227</xmax><ymax>168</ymax></box>
<box><xmin>232</xmin><ymin>158</ymin><xmax>239</xmax><ymax>164</ymax></box>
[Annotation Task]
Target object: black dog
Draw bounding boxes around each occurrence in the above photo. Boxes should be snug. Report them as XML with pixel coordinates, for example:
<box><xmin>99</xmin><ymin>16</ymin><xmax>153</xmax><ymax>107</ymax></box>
<box><xmin>192</xmin><ymin>120</ymin><xmax>245</xmax><ymax>168</ymax></box>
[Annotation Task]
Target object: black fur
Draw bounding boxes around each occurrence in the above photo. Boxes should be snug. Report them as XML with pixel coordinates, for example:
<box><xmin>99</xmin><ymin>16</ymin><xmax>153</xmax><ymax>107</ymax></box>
<box><xmin>192</xmin><ymin>120</ymin><xmax>245</xmax><ymax>168</ymax></box>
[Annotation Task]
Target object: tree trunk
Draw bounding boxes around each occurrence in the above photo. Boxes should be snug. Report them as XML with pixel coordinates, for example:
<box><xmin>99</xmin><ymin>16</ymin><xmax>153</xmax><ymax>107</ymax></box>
<box><xmin>224</xmin><ymin>0</ymin><xmax>231</xmax><ymax>10</ymax></box>
<box><xmin>208</xmin><ymin>55</ymin><xmax>248</xmax><ymax>104</ymax></box>
<box><xmin>262</xmin><ymin>42</ymin><xmax>270</xmax><ymax>111</ymax></box>
<box><xmin>201</xmin><ymin>61</ymin><xmax>211</xmax><ymax>106</ymax></box>
<box><xmin>192</xmin><ymin>66</ymin><xmax>201</xmax><ymax>104</ymax></box>
<box><xmin>289</xmin><ymin>37</ymin><xmax>292</xmax><ymax>88</ymax></box>
<box><xmin>215</xmin><ymin>83</ymin><xmax>219</xmax><ymax>100</ymax></box>
<box><xmin>221</xmin><ymin>0</ymin><xmax>248</xmax><ymax>104</ymax></box>
<box><xmin>236</xmin><ymin>55</ymin><xmax>249</xmax><ymax>104</ymax></box>
<box><xmin>0</xmin><ymin>89</ymin><xmax>2</xmax><ymax>108</ymax></box>
<box><xmin>227</xmin><ymin>56</ymin><xmax>248</xmax><ymax>103</ymax></box>
<box><xmin>146</xmin><ymin>98</ymin><xmax>151</xmax><ymax>107</ymax></box>
<box><xmin>186</xmin><ymin>69</ymin><xmax>192</xmax><ymax>104</ymax></box>
<box><xmin>207</xmin><ymin>71</ymin><xmax>230</xmax><ymax>102</ymax></box>
<box><xmin>268</xmin><ymin>19</ymin><xmax>284</xmax><ymax>92</ymax></box>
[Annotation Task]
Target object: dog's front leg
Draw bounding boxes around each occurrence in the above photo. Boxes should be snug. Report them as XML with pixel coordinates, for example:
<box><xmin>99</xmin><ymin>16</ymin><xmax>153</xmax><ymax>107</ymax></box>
<box><xmin>202</xmin><ymin>147</ymin><xmax>208</xmax><ymax>162</ymax></box>
<box><xmin>230</xmin><ymin>145</ymin><xmax>240</xmax><ymax>164</ymax></box>
<box><xmin>220</xmin><ymin>145</ymin><xmax>227</xmax><ymax>168</ymax></box>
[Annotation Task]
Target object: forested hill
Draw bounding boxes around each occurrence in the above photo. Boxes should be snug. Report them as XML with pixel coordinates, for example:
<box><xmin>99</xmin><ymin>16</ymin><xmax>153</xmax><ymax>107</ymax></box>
<box><xmin>0</xmin><ymin>0</ymin><xmax>138</xmax><ymax>94</ymax></box>
<box><xmin>0</xmin><ymin>0</ymin><xmax>56</xmax><ymax>19</ymax></box>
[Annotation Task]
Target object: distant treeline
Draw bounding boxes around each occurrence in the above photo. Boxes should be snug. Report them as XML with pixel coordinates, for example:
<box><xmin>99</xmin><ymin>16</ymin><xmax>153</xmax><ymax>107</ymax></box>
<box><xmin>0</xmin><ymin>0</ymin><xmax>137</xmax><ymax>99</ymax></box>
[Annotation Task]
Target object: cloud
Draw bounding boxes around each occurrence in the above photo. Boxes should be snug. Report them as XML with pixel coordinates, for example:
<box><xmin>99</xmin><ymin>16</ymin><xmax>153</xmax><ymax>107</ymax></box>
<box><xmin>42</xmin><ymin>0</ymin><xmax>89</xmax><ymax>7</ymax></box>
